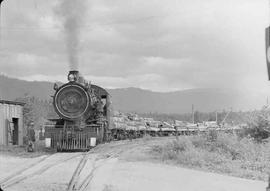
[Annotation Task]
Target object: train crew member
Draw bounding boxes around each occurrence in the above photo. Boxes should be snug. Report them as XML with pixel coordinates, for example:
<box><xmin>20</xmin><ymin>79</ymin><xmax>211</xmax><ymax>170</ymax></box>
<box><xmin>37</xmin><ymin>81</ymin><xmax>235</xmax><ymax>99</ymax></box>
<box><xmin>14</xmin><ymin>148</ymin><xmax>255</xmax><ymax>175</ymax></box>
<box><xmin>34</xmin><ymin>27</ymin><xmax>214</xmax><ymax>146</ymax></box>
<box><xmin>27</xmin><ymin>122</ymin><xmax>36</xmax><ymax>152</ymax></box>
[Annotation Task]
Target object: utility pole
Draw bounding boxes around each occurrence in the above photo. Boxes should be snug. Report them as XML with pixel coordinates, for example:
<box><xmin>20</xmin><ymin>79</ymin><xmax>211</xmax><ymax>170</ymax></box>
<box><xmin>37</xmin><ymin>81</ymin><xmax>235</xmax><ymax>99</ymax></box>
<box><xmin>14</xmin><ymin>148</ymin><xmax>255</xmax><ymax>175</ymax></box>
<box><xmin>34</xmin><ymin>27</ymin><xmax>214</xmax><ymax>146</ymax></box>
<box><xmin>216</xmin><ymin>111</ymin><xmax>218</xmax><ymax>124</ymax></box>
<box><xmin>192</xmin><ymin>104</ymin><xmax>194</xmax><ymax>124</ymax></box>
<box><xmin>266</xmin><ymin>0</ymin><xmax>270</xmax><ymax>80</ymax></box>
<box><xmin>266</xmin><ymin>5</ymin><xmax>270</xmax><ymax>191</ymax></box>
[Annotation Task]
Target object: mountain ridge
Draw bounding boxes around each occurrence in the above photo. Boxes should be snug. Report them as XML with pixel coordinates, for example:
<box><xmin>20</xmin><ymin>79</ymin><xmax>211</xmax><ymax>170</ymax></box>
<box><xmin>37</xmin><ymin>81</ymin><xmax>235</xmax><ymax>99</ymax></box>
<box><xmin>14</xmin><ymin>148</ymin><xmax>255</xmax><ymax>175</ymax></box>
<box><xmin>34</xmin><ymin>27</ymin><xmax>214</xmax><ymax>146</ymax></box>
<box><xmin>0</xmin><ymin>75</ymin><xmax>265</xmax><ymax>113</ymax></box>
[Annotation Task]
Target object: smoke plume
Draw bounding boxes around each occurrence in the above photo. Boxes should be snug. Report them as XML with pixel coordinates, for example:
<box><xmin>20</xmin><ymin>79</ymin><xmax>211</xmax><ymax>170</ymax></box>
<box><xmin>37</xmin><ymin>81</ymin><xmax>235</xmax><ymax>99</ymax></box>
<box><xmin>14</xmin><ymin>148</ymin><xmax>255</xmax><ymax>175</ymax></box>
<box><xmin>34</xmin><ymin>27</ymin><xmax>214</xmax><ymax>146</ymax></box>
<box><xmin>56</xmin><ymin>0</ymin><xmax>87</xmax><ymax>70</ymax></box>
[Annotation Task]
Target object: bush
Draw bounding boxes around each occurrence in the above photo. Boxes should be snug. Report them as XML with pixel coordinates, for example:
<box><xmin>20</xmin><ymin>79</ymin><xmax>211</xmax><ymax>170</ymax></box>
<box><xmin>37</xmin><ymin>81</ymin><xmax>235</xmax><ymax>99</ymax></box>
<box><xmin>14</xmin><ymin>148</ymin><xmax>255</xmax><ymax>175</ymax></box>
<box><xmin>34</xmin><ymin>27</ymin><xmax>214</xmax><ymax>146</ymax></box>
<box><xmin>190</xmin><ymin>135</ymin><xmax>207</xmax><ymax>148</ymax></box>
<box><xmin>206</xmin><ymin>130</ymin><xmax>218</xmax><ymax>142</ymax></box>
<box><xmin>151</xmin><ymin>132</ymin><xmax>270</xmax><ymax>181</ymax></box>
<box><xmin>142</xmin><ymin>134</ymin><xmax>152</xmax><ymax>142</ymax></box>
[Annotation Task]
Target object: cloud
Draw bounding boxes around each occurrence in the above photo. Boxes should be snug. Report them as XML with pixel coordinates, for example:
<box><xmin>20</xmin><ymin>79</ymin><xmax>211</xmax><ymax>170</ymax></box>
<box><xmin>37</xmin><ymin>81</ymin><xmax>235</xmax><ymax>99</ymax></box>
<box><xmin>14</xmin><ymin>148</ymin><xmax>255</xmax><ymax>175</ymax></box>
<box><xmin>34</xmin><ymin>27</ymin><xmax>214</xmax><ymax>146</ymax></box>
<box><xmin>20</xmin><ymin>73</ymin><xmax>184</xmax><ymax>92</ymax></box>
<box><xmin>19</xmin><ymin>74</ymin><xmax>66</xmax><ymax>83</ymax></box>
<box><xmin>0</xmin><ymin>0</ymin><xmax>268</xmax><ymax>95</ymax></box>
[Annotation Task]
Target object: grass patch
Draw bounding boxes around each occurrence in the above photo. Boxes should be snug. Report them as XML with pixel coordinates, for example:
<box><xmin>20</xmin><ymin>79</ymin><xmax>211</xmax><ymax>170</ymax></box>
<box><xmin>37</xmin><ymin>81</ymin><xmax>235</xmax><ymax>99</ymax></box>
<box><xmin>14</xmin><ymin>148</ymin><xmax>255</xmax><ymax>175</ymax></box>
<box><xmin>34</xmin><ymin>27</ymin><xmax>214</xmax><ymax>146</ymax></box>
<box><xmin>151</xmin><ymin>132</ymin><xmax>270</xmax><ymax>181</ymax></box>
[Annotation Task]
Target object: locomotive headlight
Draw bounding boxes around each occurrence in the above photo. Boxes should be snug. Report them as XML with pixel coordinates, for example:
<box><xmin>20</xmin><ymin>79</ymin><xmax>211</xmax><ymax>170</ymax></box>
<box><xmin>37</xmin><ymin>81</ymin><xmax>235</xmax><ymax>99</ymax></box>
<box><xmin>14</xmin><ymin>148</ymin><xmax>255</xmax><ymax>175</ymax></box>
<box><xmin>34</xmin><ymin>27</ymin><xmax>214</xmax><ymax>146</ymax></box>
<box><xmin>68</xmin><ymin>74</ymin><xmax>75</xmax><ymax>82</ymax></box>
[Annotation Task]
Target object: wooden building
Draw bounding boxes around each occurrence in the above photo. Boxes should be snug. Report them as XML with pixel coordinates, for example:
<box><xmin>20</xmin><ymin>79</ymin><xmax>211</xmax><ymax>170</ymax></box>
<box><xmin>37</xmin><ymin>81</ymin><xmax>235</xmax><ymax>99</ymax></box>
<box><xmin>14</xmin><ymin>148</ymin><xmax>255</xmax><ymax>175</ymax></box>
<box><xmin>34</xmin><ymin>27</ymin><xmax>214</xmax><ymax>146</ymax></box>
<box><xmin>0</xmin><ymin>100</ymin><xmax>24</xmax><ymax>146</ymax></box>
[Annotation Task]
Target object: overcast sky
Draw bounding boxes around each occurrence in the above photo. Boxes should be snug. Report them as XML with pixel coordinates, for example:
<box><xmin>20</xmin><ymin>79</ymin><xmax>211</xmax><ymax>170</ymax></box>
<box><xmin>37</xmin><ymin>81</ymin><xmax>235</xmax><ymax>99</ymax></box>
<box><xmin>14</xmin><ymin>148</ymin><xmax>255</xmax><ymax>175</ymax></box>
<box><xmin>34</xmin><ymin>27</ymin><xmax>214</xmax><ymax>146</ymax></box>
<box><xmin>0</xmin><ymin>0</ymin><xmax>269</xmax><ymax>93</ymax></box>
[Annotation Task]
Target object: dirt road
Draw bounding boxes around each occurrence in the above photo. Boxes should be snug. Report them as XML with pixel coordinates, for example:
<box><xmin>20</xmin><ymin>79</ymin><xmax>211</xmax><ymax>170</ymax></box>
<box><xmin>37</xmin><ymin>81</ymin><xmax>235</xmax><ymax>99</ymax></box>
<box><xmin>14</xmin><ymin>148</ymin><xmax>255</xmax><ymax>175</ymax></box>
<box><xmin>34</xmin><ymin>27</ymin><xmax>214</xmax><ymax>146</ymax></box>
<box><xmin>0</xmin><ymin>139</ymin><xmax>267</xmax><ymax>191</ymax></box>
<box><xmin>90</xmin><ymin>159</ymin><xmax>266</xmax><ymax>191</ymax></box>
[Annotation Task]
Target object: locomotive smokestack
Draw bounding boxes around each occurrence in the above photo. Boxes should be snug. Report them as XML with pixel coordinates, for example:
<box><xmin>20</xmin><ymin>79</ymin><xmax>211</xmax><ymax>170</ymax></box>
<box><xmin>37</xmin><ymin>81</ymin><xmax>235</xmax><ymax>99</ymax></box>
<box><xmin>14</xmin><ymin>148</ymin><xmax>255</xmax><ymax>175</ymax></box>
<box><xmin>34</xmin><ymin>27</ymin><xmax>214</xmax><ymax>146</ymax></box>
<box><xmin>68</xmin><ymin>70</ymin><xmax>85</xmax><ymax>84</ymax></box>
<box><xmin>68</xmin><ymin>70</ymin><xmax>79</xmax><ymax>82</ymax></box>
<box><xmin>55</xmin><ymin>0</ymin><xmax>87</xmax><ymax>70</ymax></box>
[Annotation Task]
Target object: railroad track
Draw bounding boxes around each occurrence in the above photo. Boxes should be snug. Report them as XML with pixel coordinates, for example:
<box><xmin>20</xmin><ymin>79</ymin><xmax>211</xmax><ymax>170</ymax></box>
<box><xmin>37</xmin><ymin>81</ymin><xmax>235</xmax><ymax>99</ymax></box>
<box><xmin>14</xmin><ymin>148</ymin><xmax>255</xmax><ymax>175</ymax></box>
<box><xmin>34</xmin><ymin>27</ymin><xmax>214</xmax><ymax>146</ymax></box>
<box><xmin>0</xmin><ymin>153</ymin><xmax>82</xmax><ymax>190</ymax></box>
<box><xmin>0</xmin><ymin>154</ymin><xmax>51</xmax><ymax>186</ymax></box>
<box><xmin>0</xmin><ymin>141</ymin><xmax>137</xmax><ymax>191</ymax></box>
<box><xmin>67</xmin><ymin>152</ymin><xmax>91</xmax><ymax>191</ymax></box>
<box><xmin>67</xmin><ymin>149</ymin><xmax>120</xmax><ymax>191</ymax></box>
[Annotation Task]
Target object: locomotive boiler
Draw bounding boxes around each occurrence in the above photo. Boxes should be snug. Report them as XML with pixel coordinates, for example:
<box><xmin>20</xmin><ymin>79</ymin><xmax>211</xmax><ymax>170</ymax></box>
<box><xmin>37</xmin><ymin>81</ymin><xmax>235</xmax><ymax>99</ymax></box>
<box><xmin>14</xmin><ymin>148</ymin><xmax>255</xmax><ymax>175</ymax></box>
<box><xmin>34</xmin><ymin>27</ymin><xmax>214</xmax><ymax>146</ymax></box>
<box><xmin>45</xmin><ymin>71</ymin><xmax>111</xmax><ymax>151</ymax></box>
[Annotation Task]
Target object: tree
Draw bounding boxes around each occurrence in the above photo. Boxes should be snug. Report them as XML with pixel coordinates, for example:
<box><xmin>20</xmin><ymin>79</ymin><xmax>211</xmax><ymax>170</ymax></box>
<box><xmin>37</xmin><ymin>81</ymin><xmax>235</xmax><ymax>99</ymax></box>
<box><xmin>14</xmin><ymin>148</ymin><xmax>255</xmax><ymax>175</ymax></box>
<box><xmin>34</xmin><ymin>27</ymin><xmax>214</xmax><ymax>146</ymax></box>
<box><xmin>244</xmin><ymin>106</ymin><xmax>270</xmax><ymax>142</ymax></box>
<box><xmin>15</xmin><ymin>94</ymin><xmax>53</xmax><ymax>131</ymax></box>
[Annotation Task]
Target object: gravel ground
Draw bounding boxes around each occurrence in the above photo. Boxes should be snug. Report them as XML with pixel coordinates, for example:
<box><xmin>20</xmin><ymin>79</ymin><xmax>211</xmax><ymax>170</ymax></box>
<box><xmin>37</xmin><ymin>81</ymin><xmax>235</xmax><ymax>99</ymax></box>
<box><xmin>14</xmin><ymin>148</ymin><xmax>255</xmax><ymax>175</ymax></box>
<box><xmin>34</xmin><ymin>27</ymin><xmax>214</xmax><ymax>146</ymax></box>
<box><xmin>0</xmin><ymin>138</ymin><xmax>267</xmax><ymax>191</ymax></box>
<box><xmin>90</xmin><ymin>159</ymin><xmax>266</xmax><ymax>191</ymax></box>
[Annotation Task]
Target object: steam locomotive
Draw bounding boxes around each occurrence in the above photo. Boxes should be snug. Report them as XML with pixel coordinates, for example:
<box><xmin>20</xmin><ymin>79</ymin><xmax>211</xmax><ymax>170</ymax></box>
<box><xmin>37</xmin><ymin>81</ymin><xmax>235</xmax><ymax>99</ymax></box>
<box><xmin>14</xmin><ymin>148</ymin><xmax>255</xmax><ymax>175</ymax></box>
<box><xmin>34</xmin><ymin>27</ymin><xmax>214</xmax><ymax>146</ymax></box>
<box><xmin>44</xmin><ymin>71</ymin><xmax>111</xmax><ymax>151</ymax></box>
<box><xmin>44</xmin><ymin>71</ymin><xmax>177</xmax><ymax>151</ymax></box>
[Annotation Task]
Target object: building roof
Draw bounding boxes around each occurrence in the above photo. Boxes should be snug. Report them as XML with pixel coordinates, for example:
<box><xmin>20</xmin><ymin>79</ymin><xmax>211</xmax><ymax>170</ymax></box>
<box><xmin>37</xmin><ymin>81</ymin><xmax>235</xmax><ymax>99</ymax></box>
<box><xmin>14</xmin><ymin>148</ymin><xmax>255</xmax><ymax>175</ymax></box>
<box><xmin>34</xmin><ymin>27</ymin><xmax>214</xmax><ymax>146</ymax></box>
<box><xmin>0</xmin><ymin>100</ymin><xmax>25</xmax><ymax>106</ymax></box>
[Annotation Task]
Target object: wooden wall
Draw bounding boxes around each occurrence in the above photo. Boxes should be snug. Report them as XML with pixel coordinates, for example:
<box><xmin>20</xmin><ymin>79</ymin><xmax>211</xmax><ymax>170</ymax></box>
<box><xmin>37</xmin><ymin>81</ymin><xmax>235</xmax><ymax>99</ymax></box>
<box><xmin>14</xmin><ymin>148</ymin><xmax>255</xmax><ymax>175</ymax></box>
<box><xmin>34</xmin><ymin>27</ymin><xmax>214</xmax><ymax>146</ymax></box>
<box><xmin>0</xmin><ymin>103</ymin><xmax>24</xmax><ymax>146</ymax></box>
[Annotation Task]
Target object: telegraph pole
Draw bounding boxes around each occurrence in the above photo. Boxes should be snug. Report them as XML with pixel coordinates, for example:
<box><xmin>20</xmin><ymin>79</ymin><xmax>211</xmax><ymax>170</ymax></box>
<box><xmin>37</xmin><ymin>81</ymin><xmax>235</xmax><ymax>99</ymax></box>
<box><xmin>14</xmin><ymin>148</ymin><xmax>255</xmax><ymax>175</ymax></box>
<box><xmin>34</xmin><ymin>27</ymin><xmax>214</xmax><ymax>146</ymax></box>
<box><xmin>215</xmin><ymin>111</ymin><xmax>218</xmax><ymax>124</ymax></box>
<box><xmin>266</xmin><ymin>0</ymin><xmax>270</xmax><ymax>80</ymax></box>
<box><xmin>266</xmin><ymin>3</ymin><xmax>270</xmax><ymax>190</ymax></box>
<box><xmin>191</xmin><ymin>104</ymin><xmax>194</xmax><ymax>124</ymax></box>
<box><xmin>0</xmin><ymin>0</ymin><xmax>4</xmax><ymax>177</ymax></box>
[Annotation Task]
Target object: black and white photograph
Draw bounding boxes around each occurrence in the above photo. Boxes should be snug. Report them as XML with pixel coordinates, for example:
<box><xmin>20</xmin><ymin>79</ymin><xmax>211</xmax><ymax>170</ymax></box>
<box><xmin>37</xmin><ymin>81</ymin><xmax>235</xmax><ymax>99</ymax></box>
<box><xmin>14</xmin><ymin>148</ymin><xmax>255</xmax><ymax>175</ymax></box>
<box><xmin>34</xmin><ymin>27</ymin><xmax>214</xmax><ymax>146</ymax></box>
<box><xmin>0</xmin><ymin>0</ymin><xmax>269</xmax><ymax>190</ymax></box>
